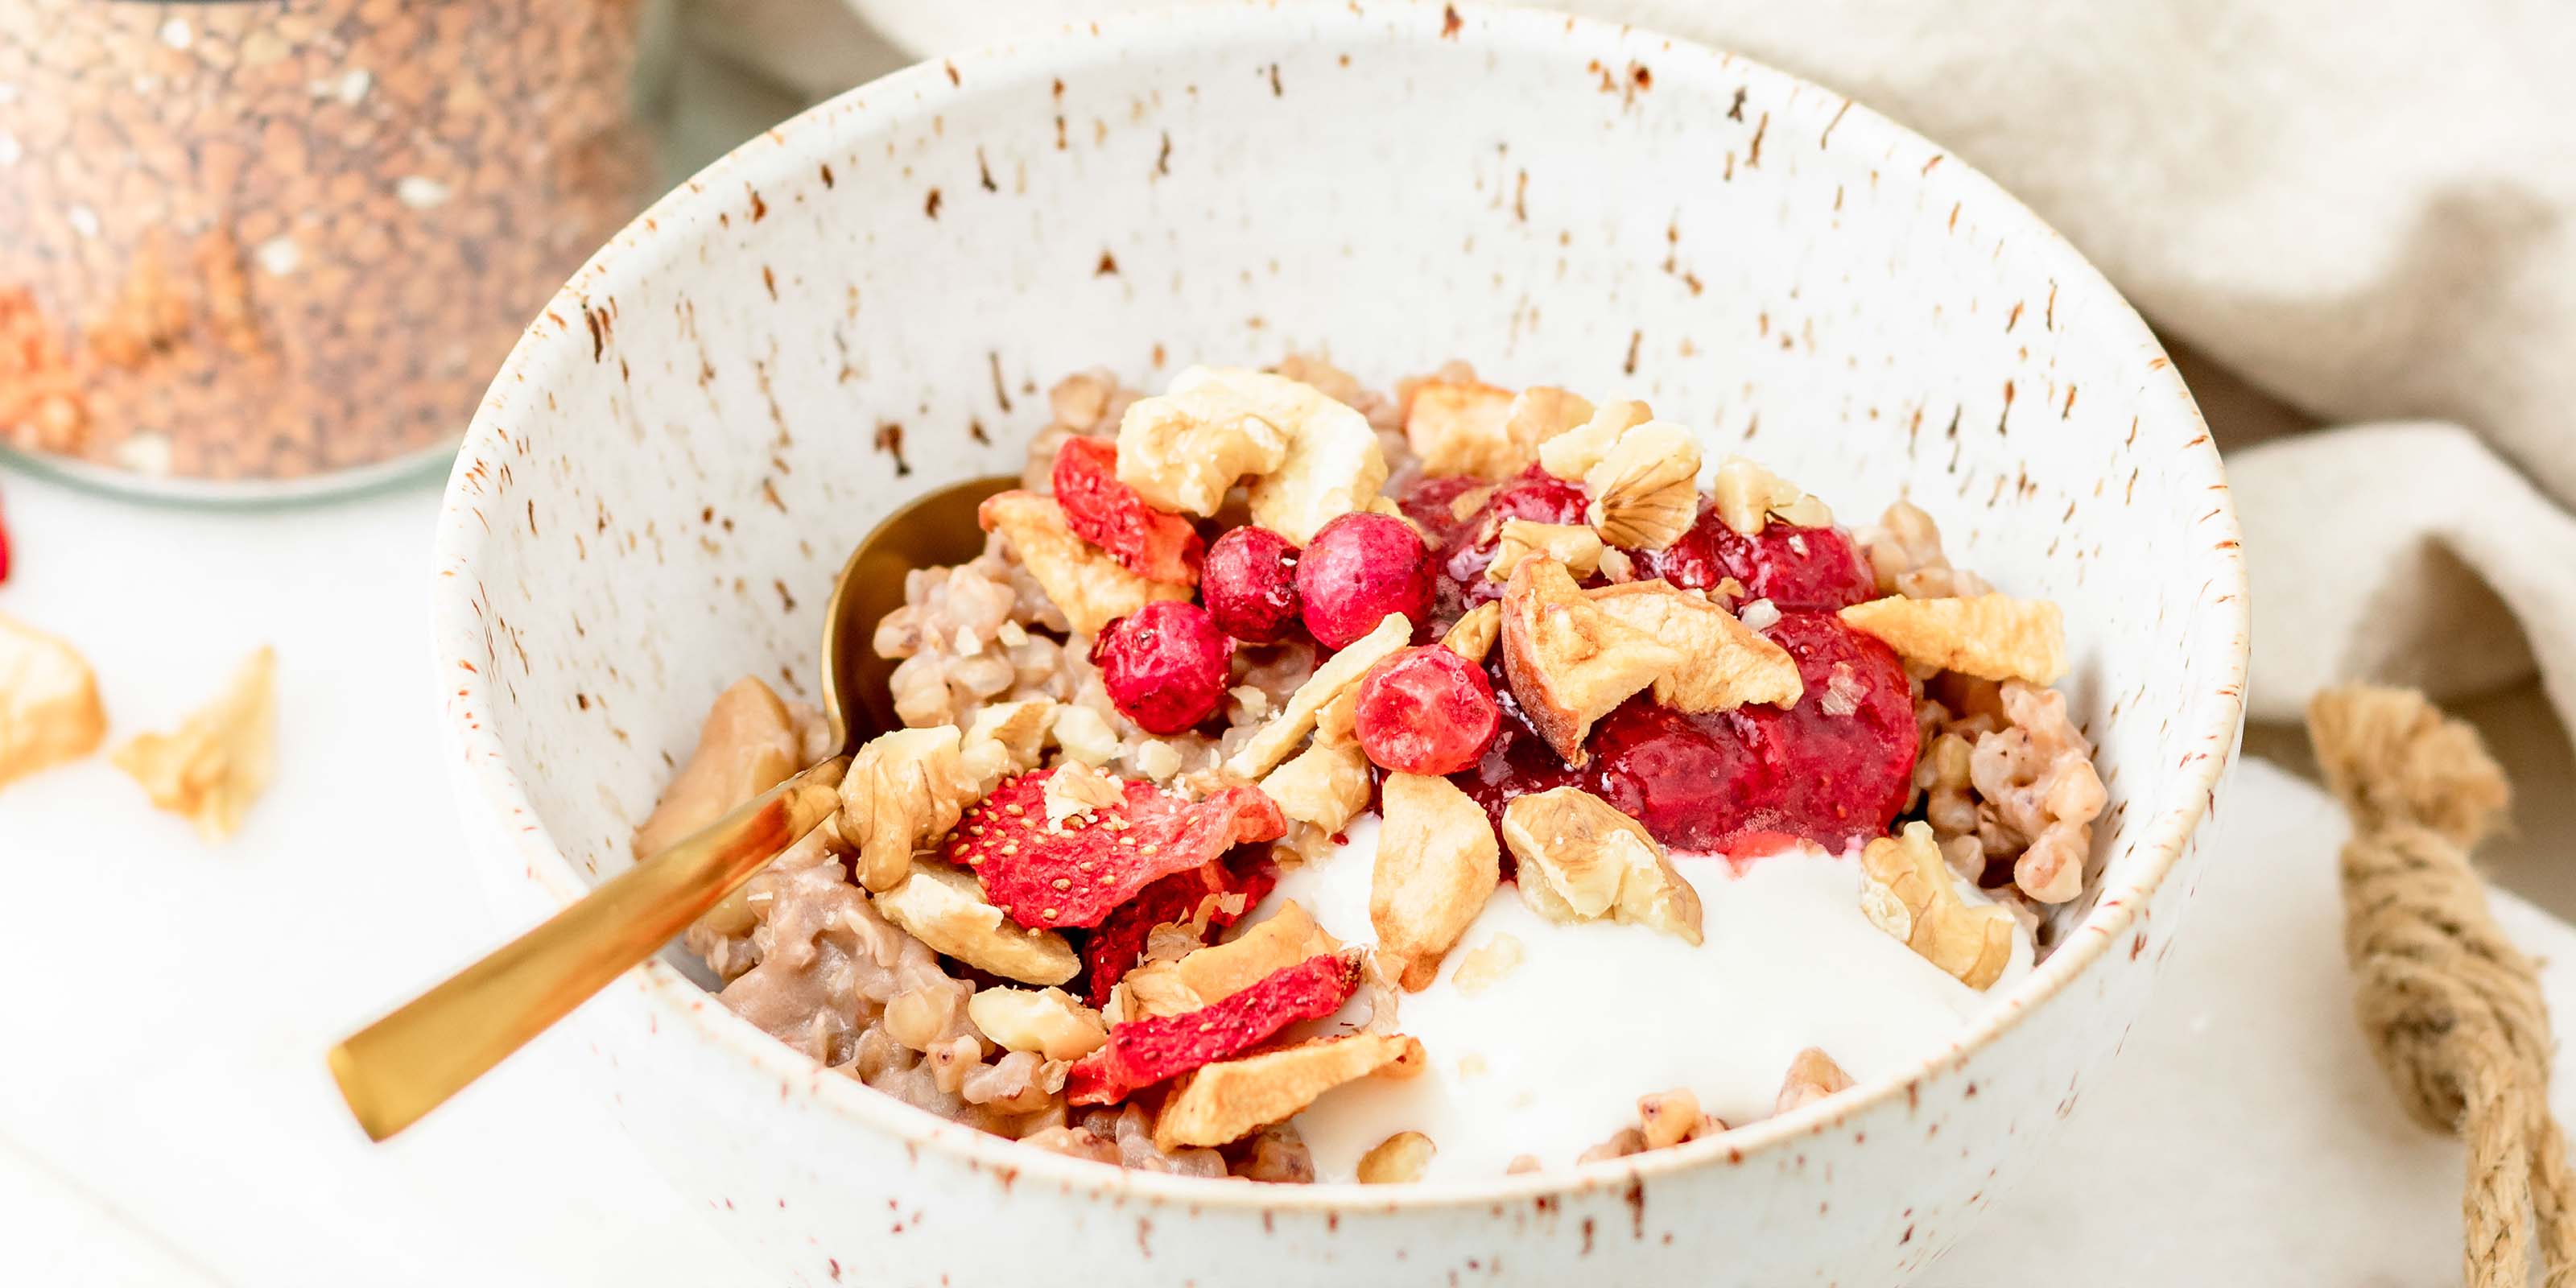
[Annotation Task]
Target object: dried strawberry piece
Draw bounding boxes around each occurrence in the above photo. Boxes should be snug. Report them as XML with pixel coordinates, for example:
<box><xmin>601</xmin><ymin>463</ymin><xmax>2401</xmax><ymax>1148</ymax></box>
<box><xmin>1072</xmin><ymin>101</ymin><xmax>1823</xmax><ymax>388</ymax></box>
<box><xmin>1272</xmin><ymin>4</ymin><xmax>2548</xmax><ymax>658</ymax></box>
<box><xmin>1081</xmin><ymin>856</ymin><xmax>1278</xmax><ymax>1006</ymax></box>
<box><xmin>1052</xmin><ymin>436</ymin><xmax>1204</xmax><ymax>585</ymax></box>
<box><xmin>949</xmin><ymin>769</ymin><xmax>1286</xmax><ymax>930</ymax></box>
<box><xmin>1066</xmin><ymin>952</ymin><xmax>1360</xmax><ymax>1104</ymax></box>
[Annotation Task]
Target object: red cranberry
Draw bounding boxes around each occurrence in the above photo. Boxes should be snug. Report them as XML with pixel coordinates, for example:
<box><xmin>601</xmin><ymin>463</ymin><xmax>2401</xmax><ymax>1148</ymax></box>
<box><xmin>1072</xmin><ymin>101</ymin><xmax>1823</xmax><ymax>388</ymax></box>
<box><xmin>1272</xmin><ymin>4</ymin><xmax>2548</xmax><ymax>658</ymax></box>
<box><xmin>1201</xmin><ymin>526</ymin><xmax>1302</xmax><ymax>643</ymax></box>
<box><xmin>1416</xmin><ymin>467</ymin><xmax>1590</xmax><ymax>614</ymax></box>
<box><xmin>1294</xmin><ymin>512</ymin><xmax>1435</xmax><ymax>650</ymax></box>
<box><xmin>1092</xmin><ymin>601</ymin><xmax>1233</xmax><ymax>734</ymax></box>
<box><xmin>1638</xmin><ymin>502</ymin><xmax>1877</xmax><ymax>611</ymax></box>
<box><xmin>1354</xmin><ymin>646</ymin><xmax>1501</xmax><ymax>775</ymax></box>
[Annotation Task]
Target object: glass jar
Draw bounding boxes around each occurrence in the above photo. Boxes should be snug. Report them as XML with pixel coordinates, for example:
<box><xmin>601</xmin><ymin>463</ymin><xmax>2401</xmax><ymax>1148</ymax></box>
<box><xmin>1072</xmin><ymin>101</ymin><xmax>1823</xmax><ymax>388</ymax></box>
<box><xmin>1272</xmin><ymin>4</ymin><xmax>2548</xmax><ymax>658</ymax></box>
<box><xmin>0</xmin><ymin>0</ymin><xmax>650</xmax><ymax>501</ymax></box>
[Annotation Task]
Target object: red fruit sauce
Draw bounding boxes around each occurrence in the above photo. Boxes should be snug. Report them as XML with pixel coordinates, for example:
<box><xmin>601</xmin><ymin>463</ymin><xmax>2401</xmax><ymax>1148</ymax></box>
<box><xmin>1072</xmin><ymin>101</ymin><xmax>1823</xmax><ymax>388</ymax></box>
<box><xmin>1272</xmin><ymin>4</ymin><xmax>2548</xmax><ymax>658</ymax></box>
<box><xmin>1637</xmin><ymin>499</ymin><xmax>1878</xmax><ymax>612</ymax></box>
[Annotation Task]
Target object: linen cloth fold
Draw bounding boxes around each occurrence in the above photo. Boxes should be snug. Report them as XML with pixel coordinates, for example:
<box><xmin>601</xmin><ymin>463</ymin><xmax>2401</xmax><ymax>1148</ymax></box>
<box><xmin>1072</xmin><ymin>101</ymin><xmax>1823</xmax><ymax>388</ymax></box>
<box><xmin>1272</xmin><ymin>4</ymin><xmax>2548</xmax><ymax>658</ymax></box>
<box><xmin>707</xmin><ymin>0</ymin><xmax>2576</xmax><ymax>748</ymax></box>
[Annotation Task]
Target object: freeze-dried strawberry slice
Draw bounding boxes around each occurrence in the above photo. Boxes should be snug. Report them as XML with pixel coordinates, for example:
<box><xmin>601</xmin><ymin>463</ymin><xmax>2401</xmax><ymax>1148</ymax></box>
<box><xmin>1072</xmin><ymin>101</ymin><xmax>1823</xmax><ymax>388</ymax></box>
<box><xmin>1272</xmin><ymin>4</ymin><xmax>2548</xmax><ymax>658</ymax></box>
<box><xmin>1066</xmin><ymin>952</ymin><xmax>1361</xmax><ymax>1104</ymax></box>
<box><xmin>1052</xmin><ymin>436</ymin><xmax>1204</xmax><ymax>585</ymax></box>
<box><xmin>1081</xmin><ymin>856</ymin><xmax>1279</xmax><ymax>1007</ymax></box>
<box><xmin>949</xmin><ymin>769</ymin><xmax>1286</xmax><ymax>930</ymax></box>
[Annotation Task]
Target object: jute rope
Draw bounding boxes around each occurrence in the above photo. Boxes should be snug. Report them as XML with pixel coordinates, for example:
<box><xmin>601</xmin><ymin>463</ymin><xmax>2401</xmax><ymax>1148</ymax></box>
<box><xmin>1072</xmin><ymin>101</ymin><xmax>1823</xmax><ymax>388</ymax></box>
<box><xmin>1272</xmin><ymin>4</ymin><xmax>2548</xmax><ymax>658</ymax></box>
<box><xmin>2308</xmin><ymin>686</ymin><xmax>2576</xmax><ymax>1286</ymax></box>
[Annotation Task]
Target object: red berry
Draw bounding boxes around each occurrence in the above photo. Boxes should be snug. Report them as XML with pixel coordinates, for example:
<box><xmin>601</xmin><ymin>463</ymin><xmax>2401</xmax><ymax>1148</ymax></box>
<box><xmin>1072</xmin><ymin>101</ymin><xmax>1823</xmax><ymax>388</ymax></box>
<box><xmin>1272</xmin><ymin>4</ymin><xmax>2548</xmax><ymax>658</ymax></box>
<box><xmin>1640</xmin><ymin>502</ymin><xmax>1876</xmax><ymax>612</ymax></box>
<box><xmin>1092</xmin><ymin>600</ymin><xmax>1233</xmax><ymax>733</ymax></box>
<box><xmin>1354</xmin><ymin>646</ymin><xmax>1500</xmax><ymax>774</ymax></box>
<box><xmin>1295</xmin><ymin>511</ymin><xmax>1435</xmax><ymax>649</ymax></box>
<box><xmin>1201</xmin><ymin>526</ymin><xmax>1302</xmax><ymax>643</ymax></box>
<box><xmin>1052</xmin><ymin>436</ymin><xmax>1204</xmax><ymax>584</ymax></box>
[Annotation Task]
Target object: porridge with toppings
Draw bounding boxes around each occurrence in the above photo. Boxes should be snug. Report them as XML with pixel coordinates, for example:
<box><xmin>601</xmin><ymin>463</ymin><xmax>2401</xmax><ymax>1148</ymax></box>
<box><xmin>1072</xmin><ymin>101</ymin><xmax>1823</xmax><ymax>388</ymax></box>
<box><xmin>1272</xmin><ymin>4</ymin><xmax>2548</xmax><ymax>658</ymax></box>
<box><xmin>644</xmin><ymin>357</ymin><xmax>2106</xmax><ymax>1182</ymax></box>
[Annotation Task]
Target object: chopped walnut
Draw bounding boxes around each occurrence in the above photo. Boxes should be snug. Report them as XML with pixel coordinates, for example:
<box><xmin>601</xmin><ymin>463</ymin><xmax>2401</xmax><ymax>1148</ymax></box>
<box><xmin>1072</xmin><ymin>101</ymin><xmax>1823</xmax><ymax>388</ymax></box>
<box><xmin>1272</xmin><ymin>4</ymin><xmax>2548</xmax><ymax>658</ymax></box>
<box><xmin>1223</xmin><ymin>611</ymin><xmax>1412</xmax><ymax>779</ymax></box>
<box><xmin>1356</xmin><ymin>1131</ymin><xmax>1438</xmax><ymax>1183</ymax></box>
<box><xmin>1116</xmin><ymin>900</ymin><xmax>1344</xmax><ymax>1021</ymax></box>
<box><xmin>960</xmin><ymin>699</ymin><xmax>1055</xmax><ymax>791</ymax></box>
<box><xmin>1856</xmin><ymin>500</ymin><xmax>1992</xmax><ymax>599</ymax></box>
<box><xmin>1535</xmin><ymin>398</ymin><xmax>1654</xmax><ymax>480</ymax></box>
<box><xmin>1585</xmin><ymin>580</ymin><xmax>1802</xmax><ymax>712</ymax></box>
<box><xmin>631</xmin><ymin>676</ymin><xmax>803</xmax><ymax>857</ymax></box>
<box><xmin>1710</xmin><ymin>456</ymin><xmax>1834</xmax><ymax>535</ymax></box>
<box><xmin>1859</xmin><ymin>822</ymin><xmax>2015</xmax><ymax>989</ymax></box>
<box><xmin>1228</xmin><ymin>1121</ymin><xmax>1319</xmax><ymax>1183</ymax></box>
<box><xmin>1637</xmin><ymin>1088</ymin><xmax>1722</xmax><ymax>1150</ymax></box>
<box><xmin>1584</xmin><ymin>421</ymin><xmax>1703</xmax><ymax>551</ymax></box>
<box><xmin>1040</xmin><ymin>759</ymin><xmax>1123</xmax><ymax>828</ymax></box>
<box><xmin>1486</xmin><ymin>519</ymin><xmax>1606</xmax><ymax>583</ymax></box>
<box><xmin>872</xmin><ymin>861</ymin><xmax>1080</xmax><ymax>985</ymax></box>
<box><xmin>1497</xmin><ymin>559</ymin><xmax>1682</xmax><ymax>765</ymax></box>
<box><xmin>0</xmin><ymin>611</ymin><xmax>105</xmax><ymax>791</ymax></box>
<box><xmin>1154</xmin><ymin>1033</ymin><xmax>1426</xmax><ymax>1150</ymax></box>
<box><xmin>1404</xmin><ymin>381</ymin><xmax>1596</xmax><ymax>481</ymax></box>
<box><xmin>1775</xmin><ymin>1047</ymin><xmax>1855</xmax><ymax>1114</ymax></box>
<box><xmin>1373</xmin><ymin>773</ymin><xmax>1502</xmax><ymax>989</ymax></box>
<box><xmin>977</xmin><ymin>490</ymin><xmax>1191</xmax><ymax>637</ymax></box>
<box><xmin>839</xmin><ymin>725</ymin><xmax>976</xmax><ymax>891</ymax></box>
<box><xmin>966</xmin><ymin>986</ymin><xmax>1108</xmax><ymax>1059</ymax></box>
<box><xmin>1970</xmin><ymin>682</ymin><xmax>2106</xmax><ymax>902</ymax></box>
<box><xmin>1841</xmin><ymin>592</ymin><xmax>2067</xmax><ymax>685</ymax></box>
<box><xmin>1500</xmin><ymin>786</ymin><xmax>1703</xmax><ymax>944</ymax></box>
<box><xmin>112</xmin><ymin>646</ymin><xmax>275</xmax><ymax>843</ymax></box>
<box><xmin>1259</xmin><ymin>738</ymin><xmax>1373</xmax><ymax>833</ymax></box>
<box><xmin>1450</xmin><ymin>932</ymin><xmax>1525</xmax><ymax>995</ymax></box>
<box><xmin>1112</xmin><ymin>366</ymin><xmax>1298</xmax><ymax>514</ymax></box>
<box><xmin>1442</xmin><ymin>601</ymin><xmax>1501</xmax><ymax>664</ymax></box>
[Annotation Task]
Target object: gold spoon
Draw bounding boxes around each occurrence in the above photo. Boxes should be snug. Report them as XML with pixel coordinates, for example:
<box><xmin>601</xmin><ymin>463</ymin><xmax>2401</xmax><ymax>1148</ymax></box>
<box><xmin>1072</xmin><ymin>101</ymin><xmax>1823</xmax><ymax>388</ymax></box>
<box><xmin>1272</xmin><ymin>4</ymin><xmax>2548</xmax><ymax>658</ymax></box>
<box><xmin>328</xmin><ymin>474</ymin><xmax>1016</xmax><ymax>1141</ymax></box>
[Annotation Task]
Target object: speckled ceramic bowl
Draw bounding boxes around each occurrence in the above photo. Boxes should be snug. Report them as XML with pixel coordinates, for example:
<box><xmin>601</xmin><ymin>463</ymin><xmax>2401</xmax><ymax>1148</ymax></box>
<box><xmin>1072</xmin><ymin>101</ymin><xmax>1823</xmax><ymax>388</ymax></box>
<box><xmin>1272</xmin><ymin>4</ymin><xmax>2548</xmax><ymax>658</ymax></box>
<box><xmin>431</xmin><ymin>3</ymin><xmax>2247</xmax><ymax>1282</ymax></box>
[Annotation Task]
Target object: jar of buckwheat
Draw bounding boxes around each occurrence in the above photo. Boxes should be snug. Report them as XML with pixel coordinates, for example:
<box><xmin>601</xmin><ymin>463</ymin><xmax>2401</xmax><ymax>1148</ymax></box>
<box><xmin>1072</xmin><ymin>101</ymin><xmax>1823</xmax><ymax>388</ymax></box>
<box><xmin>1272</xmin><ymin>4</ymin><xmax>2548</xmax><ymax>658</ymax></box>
<box><xmin>0</xmin><ymin>0</ymin><xmax>650</xmax><ymax>498</ymax></box>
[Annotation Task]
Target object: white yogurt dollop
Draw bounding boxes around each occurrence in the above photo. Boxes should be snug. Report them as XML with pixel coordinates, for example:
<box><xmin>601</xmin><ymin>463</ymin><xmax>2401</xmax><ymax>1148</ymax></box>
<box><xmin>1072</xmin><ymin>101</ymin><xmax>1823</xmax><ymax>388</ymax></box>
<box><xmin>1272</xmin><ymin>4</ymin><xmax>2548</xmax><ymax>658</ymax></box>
<box><xmin>1260</xmin><ymin>815</ymin><xmax>2033</xmax><ymax>1182</ymax></box>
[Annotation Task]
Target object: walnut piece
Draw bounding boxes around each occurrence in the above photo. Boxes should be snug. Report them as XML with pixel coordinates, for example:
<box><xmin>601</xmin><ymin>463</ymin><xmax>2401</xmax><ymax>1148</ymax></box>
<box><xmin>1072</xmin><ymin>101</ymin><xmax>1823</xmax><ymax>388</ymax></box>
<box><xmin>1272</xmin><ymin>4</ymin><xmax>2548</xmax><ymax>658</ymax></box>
<box><xmin>1485</xmin><ymin>520</ymin><xmax>1605</xmax><ymax>584</ymax></box>
<box><xmin>1585</xmin><ymin>580</ymin><xmax>1802</xmax><ymax>712</ymax></box>
<box><xmin>1356</xmin><ymin>1131</ymin><xmax>1438</xmax><ymax>1183</ymax></box>
<box><xmin>873</xmin><ymin>861</ymin><xmax>1080</xmax><ymax>985</ymax></box>
<box><xmin>1535</xmin><ymin>398</ymin><xmax>1654</xmax><ymax>480</ymax></box>
<box><xmin>840</xmin><ymin>725</ymin><xmax>976</xmax><ymax>891</ymax></box>
<box><xmin>1637</xmin><ymin>1088</ymin><xmax>1721</xmax><ymax>1150</ymax></box>
<box><xmin>966</xmin><ymin>986</ymin><xmax>1108</xmax><ymax>1059</ymax></box>
<box><xmin>1500</xmin><ymin>786</ymin><xmax>1703</xmax><ymax>944</ymax></box>
<box><xmin>630</xmin><ymin>676</ymin><xmax>802</xmax><ymax>857</ymax></box>
<box><xmin>1154</xmin><ymin>1033</ymin><xmax>1425</xmax><ymax>1150</ymax></box>
<box><xmin>1372</xmin><ymin>772</ymin><xmax>1502</xmax><ymax>989</ymax></box>
<box><xmin>1774</xmin><ymin>1047</ymin><xmax>1855</xmax><ymax>1114</ymax></box>
<box><xmin>1859</xmin><ymin>822</ymin><xmax>2015</xmax><ymax>989</ymax></box>
<box><xmin>1404</xmin><ymin>381</ymin><xmax>1596</xmax><ymax>481</ymax></box>
<box><xmin>1498</xmin><ymin>558</ymin><xmax>1681</xmax><ymax>765</ymax></box>
<box><xmin>960</xmin><ymin>698</ymin><xmax>1055</xmax><ymax>791</ymax></box>
<box><xmin>1710</xmin><ymin>456</ymin><xmax>1834</xmax><ymax>535</ymax></box>
<box><xmin>1223</xmin><ymin>612</ymin><xmax>1412</xmax><ymax>779</ymax></box>
<box><xmin>977</xmin><ymin>490</ymin><xmax>1191</xmax><ymax>637</ymax></box>
<box><xmin>1583</xmin><ymin>421</ymin><xmax>1703</xmax><ymax>551</ymax></box>
<box><xmin>1441</xmin><ymin>601</ymin><xmax>1501</xmax><ymax>664</ymax></box>
<box><xmin>112</xmin><ymin>646</ymin><xmax>275</xmax><ymax>843</ymax></box>
<box><xmin>1117</xmin><ymin>900</ymin><xmax>1344</xmax><ymax>1020</ymax></box>
<box><xmin>0</xmin><ymin>612</ymin><xmax>105</xmax><ymax>791</ymax></box>
<box><xmin>1041</xmin><ymin>759</ymin><xmax>1123</xmax><ymax>828</ymax></box>
<box><xmin>1449</xmin><ymin>932</ymin><xmax>1525</xmax><ymax>995</ymax></box>
<box><xmin>1839</xmin><ymin>592</ymin><xmax>2068</xmax><ymax>684</ymax></box>
<box><xmin>1856</xmin><ymin>499</ymin><xmax>1992</xmax><ymax>599</ymax></box>
<box><xmin>1112</xmin><ymin>365</ymin><xmax>1298</xmax><ymax>514</ymax></box>
<box><xmin>1259</xmin><ymin>738</ymin><xmax>1373</xmax><ymax>833</ymax></box>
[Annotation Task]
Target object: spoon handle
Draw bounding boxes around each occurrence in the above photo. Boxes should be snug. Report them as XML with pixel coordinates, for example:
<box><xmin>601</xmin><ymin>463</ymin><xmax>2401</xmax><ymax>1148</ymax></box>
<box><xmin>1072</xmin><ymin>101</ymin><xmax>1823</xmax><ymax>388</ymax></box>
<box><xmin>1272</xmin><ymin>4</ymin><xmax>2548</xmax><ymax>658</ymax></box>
<box><xmin>328</xmin><ymin>756</ymin><xmax>851</xmax><ymax>1141</ymax></box>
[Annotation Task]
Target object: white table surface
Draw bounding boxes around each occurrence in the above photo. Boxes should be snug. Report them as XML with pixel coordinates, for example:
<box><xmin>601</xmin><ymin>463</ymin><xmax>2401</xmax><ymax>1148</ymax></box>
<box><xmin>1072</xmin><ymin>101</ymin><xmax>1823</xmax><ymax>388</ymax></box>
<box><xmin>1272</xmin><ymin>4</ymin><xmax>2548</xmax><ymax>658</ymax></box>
<box><xmin>0</xmin><ymin>465</ymin><xmax>2543</xmax><ymax>1285</ymax></box>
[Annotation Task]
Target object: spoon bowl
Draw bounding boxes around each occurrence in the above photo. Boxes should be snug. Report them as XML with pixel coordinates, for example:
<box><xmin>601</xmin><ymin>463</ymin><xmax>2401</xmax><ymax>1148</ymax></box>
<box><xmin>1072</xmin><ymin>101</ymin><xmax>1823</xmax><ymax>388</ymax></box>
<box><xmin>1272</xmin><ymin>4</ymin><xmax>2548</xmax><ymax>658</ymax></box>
<box><xmin>330</xmin><ymin>473</ymin><xmax>1013</xmax><ymax>1141</ymax></box>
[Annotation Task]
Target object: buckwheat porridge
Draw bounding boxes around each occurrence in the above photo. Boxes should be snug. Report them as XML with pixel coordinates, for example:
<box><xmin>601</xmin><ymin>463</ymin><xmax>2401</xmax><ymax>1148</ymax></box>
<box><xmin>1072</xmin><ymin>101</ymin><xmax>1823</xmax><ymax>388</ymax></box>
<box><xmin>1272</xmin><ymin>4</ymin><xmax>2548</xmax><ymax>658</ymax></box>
<box><xmin>644</xmin><ymin>358</ymin><xmax>2106</xmax><ymax>1183</ymax></box>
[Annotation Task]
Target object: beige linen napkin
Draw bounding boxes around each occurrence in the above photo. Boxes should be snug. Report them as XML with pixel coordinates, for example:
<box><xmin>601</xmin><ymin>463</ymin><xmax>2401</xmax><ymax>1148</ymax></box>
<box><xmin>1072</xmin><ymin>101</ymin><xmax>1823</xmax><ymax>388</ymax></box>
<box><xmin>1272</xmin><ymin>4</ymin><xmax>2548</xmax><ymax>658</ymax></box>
<box><xmin>696</xmin><ymin>0</ymin><xmax>2576</xmax><ymax>750</ymax></box>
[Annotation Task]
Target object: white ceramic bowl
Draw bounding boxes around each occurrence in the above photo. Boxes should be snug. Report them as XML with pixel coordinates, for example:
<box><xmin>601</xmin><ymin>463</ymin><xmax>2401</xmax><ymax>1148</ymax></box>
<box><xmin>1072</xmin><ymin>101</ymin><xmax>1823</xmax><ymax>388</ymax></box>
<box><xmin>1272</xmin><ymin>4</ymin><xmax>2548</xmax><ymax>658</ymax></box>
<box><xmin>432</xmin><ymin>3</ymin><xmax>2247</xmax><ymax>1282</ymax></box>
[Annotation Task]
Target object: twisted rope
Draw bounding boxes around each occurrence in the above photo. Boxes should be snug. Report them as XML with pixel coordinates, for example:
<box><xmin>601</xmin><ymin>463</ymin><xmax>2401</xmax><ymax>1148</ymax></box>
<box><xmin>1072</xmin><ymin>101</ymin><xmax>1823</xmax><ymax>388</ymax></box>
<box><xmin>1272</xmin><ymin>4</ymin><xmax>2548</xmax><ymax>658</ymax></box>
<box><xmin>2309</xmin><ymin>686</ymin><xmax>2576</xmax><ymax>1286</ymax></box>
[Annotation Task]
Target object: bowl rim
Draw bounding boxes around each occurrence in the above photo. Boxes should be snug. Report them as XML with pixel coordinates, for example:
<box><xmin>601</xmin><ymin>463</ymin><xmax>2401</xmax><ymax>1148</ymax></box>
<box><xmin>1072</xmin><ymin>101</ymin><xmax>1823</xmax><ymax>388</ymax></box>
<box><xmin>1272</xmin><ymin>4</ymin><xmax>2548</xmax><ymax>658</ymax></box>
<box><xmin>431</xmin><ymin>0</ymin><xmax>2248</xmax><ymax>1212</ymax></box>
